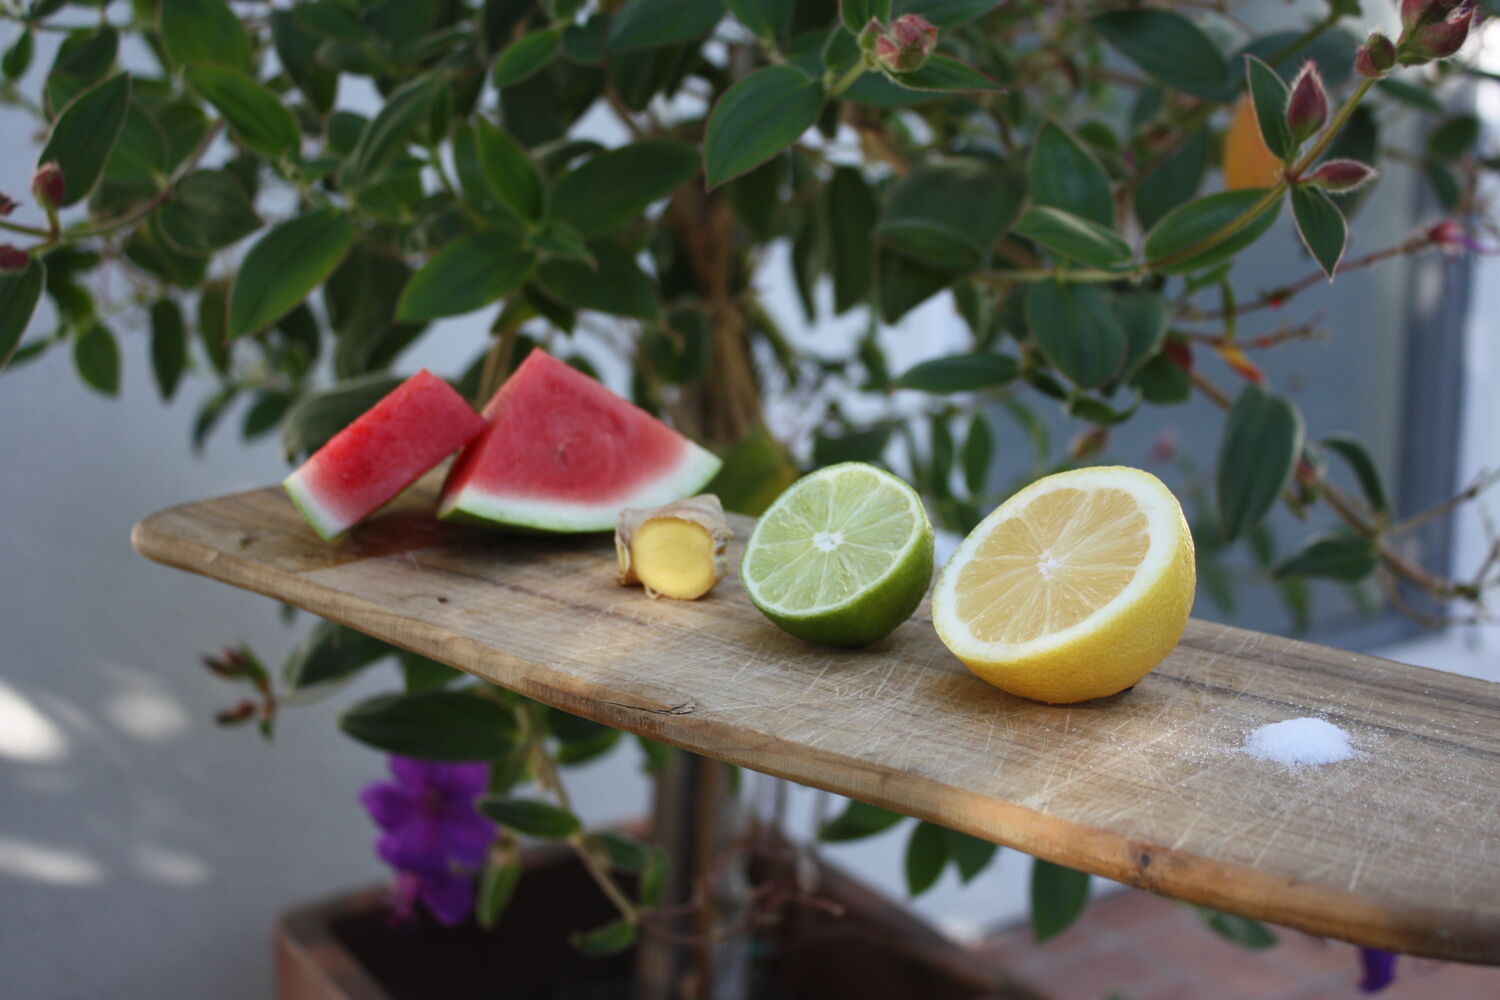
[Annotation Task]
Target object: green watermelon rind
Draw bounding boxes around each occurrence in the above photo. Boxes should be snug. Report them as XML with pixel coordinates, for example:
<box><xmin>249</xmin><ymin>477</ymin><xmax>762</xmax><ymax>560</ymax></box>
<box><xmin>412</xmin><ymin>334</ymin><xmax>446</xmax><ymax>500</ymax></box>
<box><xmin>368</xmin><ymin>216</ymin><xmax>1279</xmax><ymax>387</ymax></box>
<box><xmin>283</xmin><ymin>468</ymin><xmax>348</xmax><ymax>541</ymax></box>
<box><xmin>437</xmin><ymin>443</ymin><xmax>723</xmax><ymax>533</ymax></box>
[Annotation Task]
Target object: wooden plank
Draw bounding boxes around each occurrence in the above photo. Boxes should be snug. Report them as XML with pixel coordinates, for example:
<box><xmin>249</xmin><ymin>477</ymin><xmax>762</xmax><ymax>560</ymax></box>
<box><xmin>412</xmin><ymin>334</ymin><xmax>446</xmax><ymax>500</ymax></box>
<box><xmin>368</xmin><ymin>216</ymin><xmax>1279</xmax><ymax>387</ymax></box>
<box><xmin>131</xmin><ymin>482</ymin><xmax>1500</xmax><ymax>965</ymax></box>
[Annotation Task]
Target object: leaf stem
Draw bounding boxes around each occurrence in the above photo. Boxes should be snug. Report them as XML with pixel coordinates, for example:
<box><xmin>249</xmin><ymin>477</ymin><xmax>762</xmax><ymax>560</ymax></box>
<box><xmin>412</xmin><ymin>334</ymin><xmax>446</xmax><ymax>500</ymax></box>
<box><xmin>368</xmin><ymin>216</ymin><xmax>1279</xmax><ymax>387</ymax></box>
<box><xmin>828</xmin><ymin>59</ymin><xmax>869</xmax><ymax>97</ymax></box>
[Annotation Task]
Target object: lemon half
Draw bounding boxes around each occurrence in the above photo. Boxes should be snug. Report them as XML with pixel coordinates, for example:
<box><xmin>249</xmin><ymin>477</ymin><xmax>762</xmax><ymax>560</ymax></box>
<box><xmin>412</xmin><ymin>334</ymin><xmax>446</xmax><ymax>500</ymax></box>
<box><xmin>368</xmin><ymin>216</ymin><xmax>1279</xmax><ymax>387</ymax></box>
<box><xmin>932</xmin><ymin>466</ymin><xmax>1195</xmax><ymax>704</ymax></box>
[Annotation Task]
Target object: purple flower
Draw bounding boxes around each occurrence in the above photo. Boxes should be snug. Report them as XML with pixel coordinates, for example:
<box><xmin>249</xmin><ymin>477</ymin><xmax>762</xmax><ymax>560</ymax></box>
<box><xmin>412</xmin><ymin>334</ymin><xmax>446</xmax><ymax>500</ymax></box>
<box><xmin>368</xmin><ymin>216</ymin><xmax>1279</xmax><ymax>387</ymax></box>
<box><xmin>1358</xmin><ymin>948</ymin><xmax>1398</xmax><ymax>992</ymax></box>
<box><xmin>360</xmin><ymin>756</ymin><xmax>494</xmax><ymax>926</ymax></box>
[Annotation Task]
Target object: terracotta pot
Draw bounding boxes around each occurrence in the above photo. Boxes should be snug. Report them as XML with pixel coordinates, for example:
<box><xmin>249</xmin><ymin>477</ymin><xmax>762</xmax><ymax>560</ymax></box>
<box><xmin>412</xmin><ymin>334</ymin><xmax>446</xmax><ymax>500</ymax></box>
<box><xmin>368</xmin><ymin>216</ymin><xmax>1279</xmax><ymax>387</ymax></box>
<box><xmin>275</xmin><ymin>842</ymin><xmax>1046</xmax><ymax>1000</ymax></box>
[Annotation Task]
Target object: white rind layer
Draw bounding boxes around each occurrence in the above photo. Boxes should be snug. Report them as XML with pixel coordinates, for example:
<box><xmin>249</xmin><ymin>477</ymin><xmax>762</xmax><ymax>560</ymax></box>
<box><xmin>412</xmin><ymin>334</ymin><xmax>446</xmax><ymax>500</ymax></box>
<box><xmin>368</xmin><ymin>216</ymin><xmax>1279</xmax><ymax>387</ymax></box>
<box><xmin>438</xmin><ymin>443</ymin><xmax>722</xmax><ymax>532</ymax></box>
<box><xmin>283</xmin><ymin>467</ymin><xmax>349</xmax><ymax>541</ymax></box>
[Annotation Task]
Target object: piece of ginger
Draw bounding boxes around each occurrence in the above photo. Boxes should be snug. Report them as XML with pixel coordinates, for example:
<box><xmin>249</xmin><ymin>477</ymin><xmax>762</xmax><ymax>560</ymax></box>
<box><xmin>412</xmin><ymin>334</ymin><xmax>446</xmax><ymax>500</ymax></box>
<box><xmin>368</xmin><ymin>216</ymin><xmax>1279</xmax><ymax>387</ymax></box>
<box><xmin>615</xmin><ymin>494</ymin><xmax>732</xmax><ymax>600</ymax></box>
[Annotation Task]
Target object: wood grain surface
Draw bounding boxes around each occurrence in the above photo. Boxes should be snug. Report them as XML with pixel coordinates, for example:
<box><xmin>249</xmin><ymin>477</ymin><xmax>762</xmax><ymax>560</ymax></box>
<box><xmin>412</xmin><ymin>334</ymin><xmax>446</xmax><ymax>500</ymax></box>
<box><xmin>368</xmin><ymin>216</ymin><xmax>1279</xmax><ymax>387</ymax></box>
<box><xmin>131</xmin><ymin>481</ymin><xmax>1500</xmax><ymax>964</ymax></box>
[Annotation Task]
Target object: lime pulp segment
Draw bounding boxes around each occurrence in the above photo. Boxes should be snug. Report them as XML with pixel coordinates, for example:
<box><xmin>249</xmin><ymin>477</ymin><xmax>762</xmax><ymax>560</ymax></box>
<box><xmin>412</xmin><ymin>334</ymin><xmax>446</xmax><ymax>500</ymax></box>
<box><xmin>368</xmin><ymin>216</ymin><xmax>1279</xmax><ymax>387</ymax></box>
<box><xmin>742</xmin><ymin>464</ymin><xmax>926</xmax><ymax>617</ymax></box>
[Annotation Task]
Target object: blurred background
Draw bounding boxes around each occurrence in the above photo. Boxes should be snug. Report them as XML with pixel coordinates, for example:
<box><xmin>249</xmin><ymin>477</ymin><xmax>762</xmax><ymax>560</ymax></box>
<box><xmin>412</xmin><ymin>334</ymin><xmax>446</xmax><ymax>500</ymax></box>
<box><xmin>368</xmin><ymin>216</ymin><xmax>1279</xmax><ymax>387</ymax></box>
<box><xmin>2</xmin><ymin>2</ymin><xmax>1498</xmax><ymax>998</ymax></box>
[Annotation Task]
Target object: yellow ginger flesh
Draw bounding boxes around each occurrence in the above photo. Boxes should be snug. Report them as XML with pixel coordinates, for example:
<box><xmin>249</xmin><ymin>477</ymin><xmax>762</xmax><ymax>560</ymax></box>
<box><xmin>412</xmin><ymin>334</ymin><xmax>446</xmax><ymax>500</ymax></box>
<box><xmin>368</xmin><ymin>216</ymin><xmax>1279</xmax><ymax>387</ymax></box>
<box><xmin>615</xmin><ymin>495</ymin><xmax>730</xmax><ymax>600</ymax></box>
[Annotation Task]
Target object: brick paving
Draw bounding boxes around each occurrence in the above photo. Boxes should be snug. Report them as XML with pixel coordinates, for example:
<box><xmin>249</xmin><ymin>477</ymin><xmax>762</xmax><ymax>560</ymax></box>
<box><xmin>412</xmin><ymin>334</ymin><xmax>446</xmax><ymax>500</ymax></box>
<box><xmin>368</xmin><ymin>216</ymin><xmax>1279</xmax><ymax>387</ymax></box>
<box><xmin>974</xmin><ymin>889</ymin><xmax>1500</xmax><ymax>1000</ymax></box>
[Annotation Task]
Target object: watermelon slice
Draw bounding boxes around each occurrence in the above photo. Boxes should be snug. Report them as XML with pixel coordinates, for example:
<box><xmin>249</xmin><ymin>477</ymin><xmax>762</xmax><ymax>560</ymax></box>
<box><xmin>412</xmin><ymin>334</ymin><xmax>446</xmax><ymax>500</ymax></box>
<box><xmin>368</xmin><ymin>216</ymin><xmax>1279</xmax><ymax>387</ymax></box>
<box><xmin>438</xmin><ymin>349</ymin><xmax>722</xmax><ymax>532</ymax></box>
<box><xmin>284</xmin><ymin>370</ymin><xmax>487</xmax><ymax>540</ymax></box>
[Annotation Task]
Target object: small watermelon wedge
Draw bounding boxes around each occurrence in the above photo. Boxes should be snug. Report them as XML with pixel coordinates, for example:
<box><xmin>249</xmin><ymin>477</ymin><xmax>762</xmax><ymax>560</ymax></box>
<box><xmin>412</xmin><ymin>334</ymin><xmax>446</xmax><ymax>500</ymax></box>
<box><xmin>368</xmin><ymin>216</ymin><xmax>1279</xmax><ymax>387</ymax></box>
<box><xmin>438</xmin><ymin>349</ymin><xmax>722</xmax><ymax>532</ymax></box>
<box><xmin>284</xmin><ymin>370</ymin><xmax>487</xmax><ymax>540</ymax></box>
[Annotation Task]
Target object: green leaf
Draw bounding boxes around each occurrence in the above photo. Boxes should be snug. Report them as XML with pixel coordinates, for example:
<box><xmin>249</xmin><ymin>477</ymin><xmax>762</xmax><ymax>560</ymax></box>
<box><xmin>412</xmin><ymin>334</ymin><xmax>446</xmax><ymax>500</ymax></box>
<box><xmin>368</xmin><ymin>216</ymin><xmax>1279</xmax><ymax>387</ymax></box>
<box><xmin>819</xmin><ymin>800</ymin><xmax>905</xmax><ymax>841</ymax></box>
<box><xmin>877</xmin><ymin>248</ymin><xmax>950</xmax><ymax>323</ymax></box>
<box><xmin>73</xmin><ymin>322</ymin><xmax>120</xmax><ymax>396</ymax></box>
<box><xmin>197</xmin><ymin>280</ymin><xmax>230</xmax><ymax>373</ymax></box>
<box><xmin>0</xmin><ymin>258</ymin><xmax>45</xmax><ymax>370</ymax></box>
<box><xmin>1199</xmin><ymin>909</ymin><xmax>1278</xmax><ymax>949</ymax></box>
<box><xmin>531</xmin><ymin>219</ymin><xmax>592</xmax><ymax>263</ymax></box>
<box><xmin>3</xmin><ymin>29</ymin><xmax>34</xmax><ymax>80</ymax></box>
<box><xmin>1271</xmin><ymin>534</ymin><xmax>1378</xmax><ymax>581</ymax></box>
<box><xmin>476</xmin><ymin>858</ymin><xmax>521</xmax><ymax>930</ymax></box>
<box><xmin>39</xmin><ymin>72</ymin><xmax>130</xmax><ymax>207</ymax></box>
<box><xmin>281</xmin><ymin>373</ymin><xmax>404</xmax><ymax>462</ymax></box>
<box><xmin>962</xmin><ymin>413</ymin><xmax>992</xmax><ymax>495</ymax></box>
<box><xmin>1013</xmin><ymin>206</ymin><xmax>1131</xmax><ymax>269</ymax></box>
<box><xmin>1112</xmin><ymin>291</ymin><xmax>1169</xmax><ymax>380</ymax></box>
<box><xmin>396</xmin><ymin>233</ymin><xmax>535</xmax><ymax>321</ymax></box>
<box><xmin>725</xmin><ymin>0</ymin><xmax>792</xmax><ymax>38</ymax></box>
<box><xmin>814</xmin><ymin>426</ymin><xmax>890</xmax><ymax>466</ymax></box>
<box><xmin>160</xmin><ymin>0</ymin><xmax>251</xmax><ymax>72</ymax></box>
<box><xmin>283</xmin><ymin>620</ymin><xmax>394</xmax><ymax>690</ymax></box>
<box><xmin>157</xmin><ymin>171</ymin><xmax>262</xmax><ymax>254</ymax></box>
<box><xmin>348</xmin><ymin>75</ymin><xmax>445</xmax><ymax>188</ymax></box>
<box><xmin>473</xmin><ymin>118</ymin><xmax>546</xmax><ymax>223</ymax></box>
<box><xmin>400</xmin><ymin>651</ymin><xmax>464</xmax><ymax>692</ymax></box>
<box><xmin>1376</xmin><ymin>77</ymin><xmax>1441</xmax><ymax>113</ymax></box>
<box><xmin>478</xmin><ymin>796</ymin><xmax>582</xmax><ymax>838</ymax></box>
<box><xmin>295</xmin><ymin>1</ymin><xmax>373</xmax><ymax>40</ymax></box>
<box><xmin>230</xmin><ymin>210</ymin><xmax>353</xmax><ymax>339</ymax></box>
<box><xmin>827</xmin><ymin>166</ymin><xmax>878</xmax><ymax>313</ymax></box>
<box><xmin>1092</xmin><ymin>9</ymin><xmax>1233</xmax><ymax>102</ymax></box>
<box><xmin>1029</xmin><ymin>121</ymin><xmax>1114</xmax><ymax>228</ymax></box>
<box><xmin>1244</xmin><ymin>55</ymin><xmax>1291</xmax><ymax>161</ymax></box>
<box><xmin>340</xmin><ymin>690</ymin><xmax>519</xmax><ymax>760</ymax></box>
<box><xmin>878</xmin><ymin>161</ymin><xmax>1024</xmax><ymax>273</ymax></box>
<box><xmin>1030</xmin><ymin>858</ymin><xmax>1090</xmax><ymax>943</ymax></box>
<box><xmin>893</xmin><ymin>0</ymin><xmax>999</xmax><ymax>27</ymax></box>
<box><xmin>1143</xmin><ymin>188</ymin><xmax>1282</xmax><ymax>275</ymax></box>
<box><xmin>890</xmin><ymin>55</ymin><xmax>1002</xmax><ymax>93</ymax></box>
<box><xmin>242</xmin><ymin>391</ymin><xmax>294</xmax><ymax>441</ymax></box>
<box><xmin>1321</xmin><ymin>434</ymin><xmax>1388</xmax><ymax>514</ymax></box>
<box><xmin>1216</xmin><ymin>385</ymin><xmax>1304</xmax><ymax>542</ymax></box>
<box><xmin>608</xmin><ymin>0</ymin><xmax>724</xmax><ymax>52</ymax></box>
<box><xmin>44</xmin><ymin>28</ymin><xmax>117</xmax><ymax>115</ymax></box>
<box><xmin>569</xmin><ymin>918</ymin><xmax>637</xmax><ymax>956</ymax></box>
<box><xmin>1135</xmin><ymin>126</ymin><xmax>1208</xmax><ymax>231</ymax></box>
<box><xmin>272</xmin><ymin>10</ymin><xmax>338</xmax><ymax>115</ymax></box>
<box><xmin>895</xmin><ymin>353</ymin><xmax>1018</xmax><ymax>393</ymax></box>
<box><xmin>1290</xmin><ymin>186</ymin><xmax>1346</xmax><ymax>279</ymax></box>
<box><xmin>1428</xmin><ymin>114</ymin><xmax>1480</xmax><ymax>160</ymax></box>
<box><xmin>1025</xmin><ymin>282</ymin><xmax>1126</xmax><ymax>389</ymax></box>
<box><xmin>947</xmin><ymin>829</ymin><xmax>998</xmax><ymax>883</ymax></box>
<box><xmin>185</xmin><ymin>65</ymin><xmax>299</xmax><ymax>157</ymax></box>
<box><xmin>704</xmin><ymin>65</ymin><xmax>822</xmax><ymax>188</ymax></box>
<box><xmin>552</xmin><ymin>140</ymin><xmax>700</xmax><ymax>238</ymax></box>
<box><xmin>534</xmin><ymin>240</ymin><xmax>658</xmax><ymax>319</ymax></box>
<box><xmin>193</xmin><ymin>386</ymin><xmax>238</xmax><ymax>453</ymax></box>
<box><xmin>905</xmin><ymin>820</ymin><xmax>948</xmax><ymax>897</ymax></box>
<box><xmin>148</xmin><ymin>299</ymin><xmax>187</xmax><ymax>400</ymax></box>
<box><xmin>841</xmin><ymin>0</ymin><xmax>890</xmax><ymax>32</ymax></box>
<box><xmin>492</xmin><ymin>27</ymin><xmax>562</xmax><ymax>89</ymax></box>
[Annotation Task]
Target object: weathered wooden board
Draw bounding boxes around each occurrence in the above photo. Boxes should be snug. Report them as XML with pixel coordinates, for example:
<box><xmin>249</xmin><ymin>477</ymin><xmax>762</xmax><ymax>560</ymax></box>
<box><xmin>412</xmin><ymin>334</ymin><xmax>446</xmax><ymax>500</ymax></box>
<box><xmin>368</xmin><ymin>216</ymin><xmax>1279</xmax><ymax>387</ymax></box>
<box><xmin>131</xmin><ymin>481</ymin><xmax>1500</xmax><ymax>964</ymax></box>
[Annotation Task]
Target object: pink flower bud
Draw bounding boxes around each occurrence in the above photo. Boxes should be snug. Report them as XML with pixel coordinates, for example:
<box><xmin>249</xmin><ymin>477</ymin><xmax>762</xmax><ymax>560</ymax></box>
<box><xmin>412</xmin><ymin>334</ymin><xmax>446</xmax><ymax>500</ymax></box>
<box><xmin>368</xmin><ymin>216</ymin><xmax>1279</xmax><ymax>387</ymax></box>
<box><xmin>874</xmin><ymin>14</ymin><xmax>938</xmax><ymax>73</ymax></box>
<box><xmin>1404</xmin><ymin>2</ymin><xmax>1476</xmax><ymax>62</ymax></box>
<box><xmin>1355</xmin><ymin>33</ymin><xmax>1397</xmax><ymax>78</ymax></box>
<box><xmin>31</xmin><ymin>161</ymin><xmax>64</xmax><ymax>209</ymax></box>
<box><xmin>1306</xmin><ymin>158</ymin><xmax>1379</xmax><ymax>192</ymax></box>
<box><xmin>890</xmin><ymin>14</ymin><xmax>937</xmax><ymax>54</ymax></box>
<box><xmin>0</xmin><ymin>192</ymin><xmax>15</xmax><ymax>217</ymax></box>
<box><xmin>215</xmin><ymin>699</ymin><xmax>258</xmax><ymax>726</ymax></box>
<box><xmin>1284</xmin><ymin>62</ymin><xmax>1329</xmax><ymax>144</ymax></box>
<box><xmin>0</xmin><ymin>244</ymin><xmax>28</xmax><ymax>272</ymax></box>
<box><xmin>1401</xmin><ymin>0</ymin><xmax>1430</xmax><ymax>31</ymax></box>
<box><xmin>856</xmin><ymin>17</ymin><xmax>884</xmax><ymax>53</ymax></box>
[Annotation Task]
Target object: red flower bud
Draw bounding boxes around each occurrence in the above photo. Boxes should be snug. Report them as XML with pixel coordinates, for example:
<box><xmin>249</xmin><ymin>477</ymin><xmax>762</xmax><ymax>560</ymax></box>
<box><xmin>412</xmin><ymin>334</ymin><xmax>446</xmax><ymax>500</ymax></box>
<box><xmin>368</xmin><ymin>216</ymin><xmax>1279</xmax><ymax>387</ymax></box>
<box><xmin>890</xmin><ymin>14</ymin><xmax>937</xmax><ymax>53</ymax></box>
<box><xmin>1355</xmin><ymin>33</ymin><xmax>1397</xmax><ymax>78</ymax></box>
<box><xmin>1285</xmin><ymin>62</ymin><xmax>1329</xmax><ymax>144</ymax></box>
<box><xmin>874</xmin><ymin>14</ymin><xmax>938</xmax><ymax>73</ymax></box>
<box><xmin>215</xmin><ymin>699</ymin><xmax>258</xmax><ymax>726</ymax></box>
<box><xmin>1306</xmin><ymin>158</ymin><xmax>1379</xmax><ymax>192</ymax></box>
<box><xmin>0</xmin><ymin>244</ymin><xmax>28</xmax><ymax>272</ymax></box>
<box><xmin>31</xmin><ymin>161</ymin><xmax>64</xmax><ymax>210</ymax></box>
<box><xmin>1163</xmin><ymin>338</ymin><xmax>1193</xmax><ymax>372</ymax></box>
<box><xmin>0</xmin><ymin>192</ymin><xmax>16</xmax><ymax>217</ymax></box>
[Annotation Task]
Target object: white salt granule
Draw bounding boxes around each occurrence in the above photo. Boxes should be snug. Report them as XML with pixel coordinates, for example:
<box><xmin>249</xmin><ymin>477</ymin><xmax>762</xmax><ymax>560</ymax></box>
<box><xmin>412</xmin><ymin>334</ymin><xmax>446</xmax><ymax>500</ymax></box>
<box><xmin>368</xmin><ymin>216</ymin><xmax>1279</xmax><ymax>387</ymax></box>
<box><xmin>1241</xmin><ymin>717</ymin><xmax>1354</xmax><ymax>769</ymax></box>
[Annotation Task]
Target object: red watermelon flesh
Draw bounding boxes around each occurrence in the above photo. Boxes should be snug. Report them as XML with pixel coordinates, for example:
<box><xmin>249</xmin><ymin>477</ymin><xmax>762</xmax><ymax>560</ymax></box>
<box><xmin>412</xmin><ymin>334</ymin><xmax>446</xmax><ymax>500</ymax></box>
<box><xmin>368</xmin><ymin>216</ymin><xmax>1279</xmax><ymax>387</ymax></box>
<box><xmin>437</xmin><ymin>349</ymin><xmax>722</xmax><ymax>531</ymax></box>
<box><xmin>284</xmin><ymin>370</ymin><xmax>487</xmax><ymax>540</ymax></box>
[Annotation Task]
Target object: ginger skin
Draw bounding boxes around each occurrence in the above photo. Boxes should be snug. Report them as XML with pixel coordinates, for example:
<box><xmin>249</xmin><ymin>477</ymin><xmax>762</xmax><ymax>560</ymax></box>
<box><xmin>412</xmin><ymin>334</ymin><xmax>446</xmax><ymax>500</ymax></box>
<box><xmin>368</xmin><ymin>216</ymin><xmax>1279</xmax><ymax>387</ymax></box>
<box><xmin>615</xmin><ymin>495</ymin><xmax>732</xmax><ymax>600</ymax></box>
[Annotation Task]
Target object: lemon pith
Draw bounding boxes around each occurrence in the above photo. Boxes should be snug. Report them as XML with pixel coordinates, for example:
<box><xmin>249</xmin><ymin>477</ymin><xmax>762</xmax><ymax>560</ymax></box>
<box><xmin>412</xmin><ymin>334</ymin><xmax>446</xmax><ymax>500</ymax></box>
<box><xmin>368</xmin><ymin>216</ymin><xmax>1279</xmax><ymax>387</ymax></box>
<box><xmin>932</xmin><ymin>466</ymin><xmax>1195</xmax><ymax>704</ymax></box>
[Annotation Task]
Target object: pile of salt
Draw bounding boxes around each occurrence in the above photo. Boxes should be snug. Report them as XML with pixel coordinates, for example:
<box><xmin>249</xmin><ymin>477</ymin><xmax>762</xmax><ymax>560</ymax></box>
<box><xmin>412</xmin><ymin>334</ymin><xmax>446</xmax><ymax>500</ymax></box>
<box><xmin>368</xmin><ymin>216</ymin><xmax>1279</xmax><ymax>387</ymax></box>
<box><xmin>1241</xmin><ymin>717</ymin><xmax>1354</xmax><ymax>769</ymax></box>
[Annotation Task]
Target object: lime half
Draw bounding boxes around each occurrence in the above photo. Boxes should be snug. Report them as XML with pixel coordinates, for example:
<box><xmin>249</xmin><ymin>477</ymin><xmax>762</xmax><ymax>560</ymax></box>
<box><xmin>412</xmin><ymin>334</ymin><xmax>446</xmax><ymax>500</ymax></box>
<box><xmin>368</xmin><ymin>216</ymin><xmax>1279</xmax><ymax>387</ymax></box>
<box><xmin>741</xmin><ymin>462</ymin><xmax>934</xmax><ymax>647</ymax></box>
